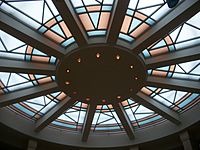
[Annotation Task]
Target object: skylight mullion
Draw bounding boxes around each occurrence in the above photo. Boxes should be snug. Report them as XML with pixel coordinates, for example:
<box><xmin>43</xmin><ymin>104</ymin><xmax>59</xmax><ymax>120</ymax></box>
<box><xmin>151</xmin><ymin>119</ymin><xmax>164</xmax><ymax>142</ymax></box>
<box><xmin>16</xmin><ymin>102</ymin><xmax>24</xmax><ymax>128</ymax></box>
<box><xmin>31</xmin><ymin>100</ymin><xmax>52</xmax><ymax>119</ymax></box>
<box><xmin>6</xmin><ymin>73</ymin><xmax>11</xmax><ymax>86</ymax></box>
<box><xmin>145</xmin><ymin>45</ymin><xmax>200</xmax><ymax>69</ymax></box>
<box><xmin>175</xmin><ymin>36</ymin><xmax>200</xmax><ymax>46</ymax></box>
<box><xmin>107</xmin><ymin>0</ymin><xmax>130</xmax><ymax>43</ymax></box>
<box><xmin>189</xmin><ymin>63</ymin><xmax>200</xmax><ymax>74</ymax></box>
<box><xmin>97</xmin><ymin>0</ymin><xmax>103</xmax><ymax>30</ymax></box>
<box><xmin>0</xmin><ymin>11</ymin><xmax>66</xmax><ymax>58</ymax></box>
<box><xmin>0</xmin><ymin>82</ymin><xmax>59</xmax><ymax>108</ymax></box>
<box><xmin>0</xmin><ymin>38</ymin><xmax>8</xmax><ymax>51</ymax></box>
<box><xmin>146</xmin><ymin>76</ymin><xmax>200</xmax><ymax>93</ymax></box>
<box><xmin>35</xmin><ymin>97</ymin><xmax>76</xmax><ymax>132</ymax></box>
<box><xmin>130</xmin><ymin>0</ymin><xmax>200</xmax><ymax>54</ymax></box>
<box><xmin>93</xmin><ymin>107</ymin><xmax>102</xmax><ymax>131</ymax></box>
<box><xmin>126</xmin><ymin>0</ymin><xmax>140</xmax><ymax>34</ymax></box>
<box><xmin>112</xmin><ymin>102</ymin><xmax>134</xmax><ymax>139</ymax></box>
<box><xmin>97</xmin><ymin>117</ymin><xmax>113</xmax><ymax>125</ymax></box>
<box><xmin>185</xmin><ymin>22</ymin><xmax>200</xmax><ymax>31</ymax></box>
<box><xmin>81</xmin><ymin>0</ymin><xmax>97</xmax><ymax>30</ymax></box>
<box><xmin>108</xmin><ymin>106</ymin><xmax>122</xmax><ymax>130</ymax></box>
<box><xmin>76</xmin><ymin>104</ymin><xmax>82</xmax><ymax>130</ymax></box>
<box><xmin>0</xmin><ymin>58</ymin><xmax>56</xmax><ymax>75</ymax></box>
<box><xmin>52</xmin><ymin>0</ymin><xmax>88</xmax><ymax>46</ymax></box>
<box><xmin>132</xmin><ymin>92</ymin><xmax>181</xmax><ymax>125</ymax></box>
<box><xmin>177</xmin><ymin>64</ymin><xmax>187</xmax><ymax>74</ymax></box>
<box><xmin>65</xmin><ymin>113</ymin><xmax>78</xmax><ymax>123</ymax></box>
<box><xmin>82</xmin><ymin>103</ymin><xmax>96</xmax><ymax>142</ymax></box>
<box><xmin>174</xmin><ymin>25</ymin><xmax>183</xmax><ymax>43</ymax></box>
<box><xmin>152</xmin><ymin>91</ymin><xmax>182</xmax><ymax>110</ymax></box>
<box><xmin>127</xmin><ymin>101</ymin><xmax>140</xmax><ymax>128</ymax></box>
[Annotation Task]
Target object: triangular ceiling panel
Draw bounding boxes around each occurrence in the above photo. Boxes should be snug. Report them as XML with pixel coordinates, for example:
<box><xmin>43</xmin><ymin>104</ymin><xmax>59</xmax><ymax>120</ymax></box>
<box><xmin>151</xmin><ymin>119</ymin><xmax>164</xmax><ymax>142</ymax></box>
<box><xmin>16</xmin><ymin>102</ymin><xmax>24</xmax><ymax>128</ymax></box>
<box><xmin>9</xmin><ymin>0</ymin><xmax>44</xmax><ymax>23</ymax></box>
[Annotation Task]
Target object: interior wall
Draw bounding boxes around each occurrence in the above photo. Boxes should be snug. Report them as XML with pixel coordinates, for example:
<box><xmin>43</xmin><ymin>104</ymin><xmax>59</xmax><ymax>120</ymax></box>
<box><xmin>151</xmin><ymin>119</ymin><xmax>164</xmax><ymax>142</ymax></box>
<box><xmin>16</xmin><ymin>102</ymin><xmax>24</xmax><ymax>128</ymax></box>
<box><xmin>0</xmin><ymin>121</ymin><xmax>199</xmax><ymax>150</ymax></box>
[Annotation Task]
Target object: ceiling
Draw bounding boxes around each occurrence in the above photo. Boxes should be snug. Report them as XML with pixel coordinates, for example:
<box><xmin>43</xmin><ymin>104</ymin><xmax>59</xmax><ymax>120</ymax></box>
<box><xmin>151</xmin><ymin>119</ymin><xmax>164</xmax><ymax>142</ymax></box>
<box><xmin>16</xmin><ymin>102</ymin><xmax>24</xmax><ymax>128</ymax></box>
<box><xmin>0</xmin><ymin>0</ymin><xmax>200</xmax><ymax>148</ymax></box>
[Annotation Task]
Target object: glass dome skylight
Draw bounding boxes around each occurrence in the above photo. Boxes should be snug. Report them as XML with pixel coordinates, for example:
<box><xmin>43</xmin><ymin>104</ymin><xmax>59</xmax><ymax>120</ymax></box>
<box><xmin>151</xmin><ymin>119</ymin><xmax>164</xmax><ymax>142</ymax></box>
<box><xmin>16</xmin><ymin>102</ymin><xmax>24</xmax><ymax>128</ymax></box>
<box><xmin>0</xmin><ymin>0</ymin><xmax>199</xmax><ymax>144</ymax></box>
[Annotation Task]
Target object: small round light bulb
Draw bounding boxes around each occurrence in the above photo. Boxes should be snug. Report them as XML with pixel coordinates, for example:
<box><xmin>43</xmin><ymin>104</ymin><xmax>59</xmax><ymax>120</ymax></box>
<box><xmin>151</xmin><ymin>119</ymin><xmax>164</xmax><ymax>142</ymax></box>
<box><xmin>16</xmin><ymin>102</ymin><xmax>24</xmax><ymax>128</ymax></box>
<box><xmin>117</xmin><ymin>95</ymin><xmax>121</xmax><ymax>99</ymax></box>
<box><xmin>86</xmin><ymin>98</ymin><xmax>90</xmax><ymax>101</ymax></box>
<box><xmin>65</xmin><ymin>81</ymin><xmax>70</xmax><ymax>85</ymax></box>
<box><xmin>96</xmin><ymin>53</ymin><xmax>100</xmax><ymax>58</ymax></box>
<box><xmin>66</xmin><ymin>69</ymin><xmax>70</xmax><ymax>73</ymax></box>
<box><xmin>77</xmin><ymin>58</ymin><xmax>81</xmax><ymax>63</ymax></box>
<box><xmin>102</xmin><ymin>99</ymin><xmax>106</xmax><ymax>103</ymax></box>
<box><xmin>116</xmin><ymin>55</ymin><xmax>120</xmax><ymax>60</ymax></box>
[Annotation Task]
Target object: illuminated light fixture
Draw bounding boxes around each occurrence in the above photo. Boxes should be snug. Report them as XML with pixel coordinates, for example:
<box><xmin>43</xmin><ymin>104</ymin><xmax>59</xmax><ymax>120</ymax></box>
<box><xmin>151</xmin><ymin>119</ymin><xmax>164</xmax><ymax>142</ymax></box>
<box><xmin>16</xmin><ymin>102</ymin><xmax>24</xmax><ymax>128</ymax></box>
<box><xmin>135</xmin><ymin>77</ymin><xmax>138</xmax><ymax>80</ymax></box>
<box><xmin>66</xmin><ymin>69</ymin><xmax>70</xmax><ymax>73</ymax></box>
<box><xmin>96</xmin><ymin>53</ymin><xmax>100</xmax><ymax>58</ymax></box>
<box><xmin>166</xmin><ymin>0</ymin><xmax>179</xmax><ymax>8</ymax></box>
<box><xmin>86</xmin><ymin>98</ymin><xmax>90</xmax><ymax>101</ymax></box>
<box><xmin>116</xmin><ymin>55</ymin><xmax>120</xmax><ymax>60</ymax></box>
<box><xmin>102</xmin><ymin>99</ymin><xmax>106</xmax><ymax>103</ymax></box>
<box><xmin>117</xmin><ymin>95</ymin><xmax>121</xmax><ymax>99</ymax></box>
<box><xmin>77</xmin><ymin>58</ymin><xmax>81</xmax><ymax>63</ymax></box>
<box><xmin>65</xmin><ymin>81</ymin><xmax>70</xmax><ymax>85</ymax></box>
<box><xmin>130</xmin><ymin>65</ymin><xmax>134</xmax><ymax>69</ymax></box>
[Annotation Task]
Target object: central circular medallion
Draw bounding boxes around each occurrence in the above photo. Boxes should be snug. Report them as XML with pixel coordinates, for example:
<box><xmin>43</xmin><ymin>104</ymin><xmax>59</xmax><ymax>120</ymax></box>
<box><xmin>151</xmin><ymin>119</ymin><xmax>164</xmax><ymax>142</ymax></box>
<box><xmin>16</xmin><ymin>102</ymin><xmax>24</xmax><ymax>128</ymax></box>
<box><xmin>56</xmin><ymin>45</ymin><xmax>146</xmax><ymax>104</ymax></box>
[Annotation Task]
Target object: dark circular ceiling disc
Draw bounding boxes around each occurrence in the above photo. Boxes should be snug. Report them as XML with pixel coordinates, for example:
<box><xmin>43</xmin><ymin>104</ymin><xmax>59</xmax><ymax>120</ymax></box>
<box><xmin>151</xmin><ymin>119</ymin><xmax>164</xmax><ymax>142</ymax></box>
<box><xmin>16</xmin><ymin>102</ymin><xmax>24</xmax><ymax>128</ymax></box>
<box><xmin>56</xmin><ymin>45</ymin><xmax>147</xmax><ymax>105</ymax></box>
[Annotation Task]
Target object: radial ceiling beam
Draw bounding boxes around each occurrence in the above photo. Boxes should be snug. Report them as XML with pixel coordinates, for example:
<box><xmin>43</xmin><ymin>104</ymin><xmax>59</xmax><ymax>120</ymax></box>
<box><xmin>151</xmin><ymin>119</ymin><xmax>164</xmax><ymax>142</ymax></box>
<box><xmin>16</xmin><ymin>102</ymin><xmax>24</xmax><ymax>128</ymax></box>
<box><xmin>112</xmin><ymin>102</ymin><xmax>134</xmax><ymax>139</ymax></box>
<box><xmin>82</xmin><ymin>103</ymin><xmax>96</xmax><ymax>142</ymax></box>
<box><xmin>107</xmin><ymin>0</ymin><xmax>130</xmax><ymax>43</ymax></box>
<box><xmin>35</xmin><ymin>96</ymin><xmax>76</xmax><ymax>132</ymax></box>
<box><xmin>147</xmin><ymin>76</ymin><xmax>200</xmax><ymax>93</ymax></box>
<box><xmin>0</xmin><ymin>58</ymin><xmax>56</xmax><ymax>75</ymax></box>
<box><xmin>131</xmin><ymin>0</ymin><xmax>200</xmax><ymax>54</ymax></box>
<box><xmin>132</xmin><ymin>92</ymin><xmax>180</xmax><ymax>125</ymax></box>
<box><xmin>0</xmin><ymin>11</ymin><xmax>65</xmax><ymax>59</ymax></box>
<box><xmin>0</xmin><ymin>82</ymin><xmax>59</xmax><ymax>108</ymax></box>
<box><xmin>145</xmin><ymin>45</ymin><xmax>200</xmax><ymax>69</ymax></box>
<box><xmin>52</xmin><ymin>0</ymin><xmax>88</xmax><ymax>46</ymax></box>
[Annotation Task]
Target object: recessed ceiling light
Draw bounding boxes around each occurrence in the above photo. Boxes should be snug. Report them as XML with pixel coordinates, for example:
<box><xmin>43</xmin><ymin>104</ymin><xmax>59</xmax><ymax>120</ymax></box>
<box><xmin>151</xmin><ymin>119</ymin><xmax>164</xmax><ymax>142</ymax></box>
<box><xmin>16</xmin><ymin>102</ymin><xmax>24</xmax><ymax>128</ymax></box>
<box><xmin>77</xmin><ymin>58</ymin><xmax>81</xmax><ymax>63</ymax></box>
<box><xmin>117</xmin><ymin>95</ymin><xmax>121</xmax><ymax>99</ymax></box>
<box><xmin>135</xmin><ymin>77</ymin><xmax>138</xmax><ymax>80</ymax></box>
<box><xmin>86</xmin><ymin>98</ymin><xmax>90</xmax><ymax>101</ymax></box>
<box><xmin>116</xmin><ymin>55</ymin><xmax>120</xmax><ymax>60</ymax></box>
<box><xmin>102</xmin><ymin>99</ymin><xmax>106</xmax><ymax>103</ymax></box>
<box><xmin>96</xmin><ymin>53</ymin><xmax>100</xmax><ymax>58</ymax></box>
<box><xmin>66</xmin><ymin>69</ymin><xmax>70</xmax><ymax>73</ymax></box>
<box><xmin>65</xmin><ymin>81</ymin><xmax>70</xmax><ymax>85</ymax></box>
<box><xmin>130</xmin><ymin>65</ymin><xmax>134</xmax><ymax>69</ymax></box>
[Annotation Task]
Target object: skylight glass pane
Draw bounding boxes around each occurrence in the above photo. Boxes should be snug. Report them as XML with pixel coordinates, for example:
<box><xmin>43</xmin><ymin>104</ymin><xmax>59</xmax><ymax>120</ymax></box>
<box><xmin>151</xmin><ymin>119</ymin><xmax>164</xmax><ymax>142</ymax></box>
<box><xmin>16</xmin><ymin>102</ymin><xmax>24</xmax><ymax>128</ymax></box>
<box><xmin>9</xmin><ymin>92</ymin><xmax>61</xmax><ymax>119</ymax></box>
<box><xmin>53</xmin><ymin>101</ymin><xmax>87</xmax><ymax>131</ymax></box>
<box><xmin>122</xmin><ymin>99</ymin><xmax>163</xmax><ymax>129</ymax></box>
<box><xmin>0</xmin><ymin>0</ymin><xmax>75</xmax><ymax>47</ymax></box>
<box><xmin>70</xmin><ymin>0</ymin><xmax>114</xmax><ymax>36</ymax></box>
<box><xmin>92</xmin><ymin>104</ymin><xmax>122</xmax><ymax>132</ymax></box>
<box><xmin>148</xmin><ymin>60</ymin><xmax>200</xmax><ymax>81</ymax></box>
<box><xmin>119</xmin><ymin>0</ymin><xmax>181</xmax><ymax>42</ymax></box>
<box><xmin>0</xmin><ymin>72</ymin><xmax>54</xmax><ymax>93</ymax></box>
<box><xmin>0</xmin><ymin>30</ymin><xmax>57</xmax><ymax>64</ymax></box>
<box><xmin>142</xmin><ymin>12</ymin><xmax>200</xmax><ymax>58</ymax></box>
<box><xmin>141</xmin><ymin>86</ymin><xmax>200</xmax><ymax>112</ymax></box>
